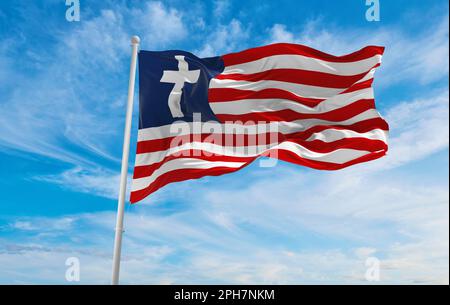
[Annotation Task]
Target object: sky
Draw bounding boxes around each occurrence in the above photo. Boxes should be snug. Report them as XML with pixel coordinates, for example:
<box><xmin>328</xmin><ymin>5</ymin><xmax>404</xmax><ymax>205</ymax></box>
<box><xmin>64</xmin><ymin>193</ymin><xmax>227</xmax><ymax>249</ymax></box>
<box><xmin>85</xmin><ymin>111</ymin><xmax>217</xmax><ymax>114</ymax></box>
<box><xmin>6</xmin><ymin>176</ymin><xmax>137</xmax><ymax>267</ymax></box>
<box><xmin>0</xmin><ymin>0</ymin><xmax>448</xmax><ymax>284</ymax></box>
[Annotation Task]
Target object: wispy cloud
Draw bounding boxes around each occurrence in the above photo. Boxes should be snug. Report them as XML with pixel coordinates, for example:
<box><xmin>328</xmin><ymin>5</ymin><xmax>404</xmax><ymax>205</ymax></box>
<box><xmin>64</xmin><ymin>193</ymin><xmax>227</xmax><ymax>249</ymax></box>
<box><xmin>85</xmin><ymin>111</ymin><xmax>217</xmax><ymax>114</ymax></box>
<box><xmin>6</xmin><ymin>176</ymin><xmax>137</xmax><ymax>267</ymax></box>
<box><xmin>0</xmin><ymin>1</ymin><xmax>448</xmax><ymax>285</ymax></box>
<box><xmin>213</xmin><ymin>0</ymin><xmax>231</xmax><ymax>19</ymax></box>
<box><xmin>196</xmin><ymin>19</ymin><xmax>250</xmax><ymax>57</ymax></box>
<box><xmin>34</xmin><ymin>167</ymin><xmax>122</xmax><ymax>200</ymax></box>
<box><xmin>377</xmin><ymin>89</ymin><xmax>449</xmax><ymax>169</ymax></box>
<box><xmin>1</xmin><ymin>164</ymin><xmax>448</xmax><ymax>284</ymax></box>
<box><xmin>131</xmin><ymin>2</ymin><xmax>187</xmax><ymax>48</ymax></box>
<box><xmin>0</xmin><ymin>8</ymin><xmax>129</xmax><ymax>166</ymax></box>
<box><xmin>267</xmin><ymin>14</ymin><xmax>449</xmax><ymax>86</ymax></box>
<box><xmin>0</xmin><ymin>1</ymin><xmax>192</xmax><ymax>194</ymax></box>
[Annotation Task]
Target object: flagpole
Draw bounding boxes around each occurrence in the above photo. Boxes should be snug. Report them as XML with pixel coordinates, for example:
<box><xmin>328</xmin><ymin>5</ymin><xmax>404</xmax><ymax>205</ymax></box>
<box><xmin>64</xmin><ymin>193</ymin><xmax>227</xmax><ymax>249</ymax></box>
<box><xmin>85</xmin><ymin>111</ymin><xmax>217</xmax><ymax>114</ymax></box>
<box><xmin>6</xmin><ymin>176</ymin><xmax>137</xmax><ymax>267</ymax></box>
<box><xmin>111</xmin><ymin>35</ymin><xmax>140</xmax><ymax>285</ymax></box>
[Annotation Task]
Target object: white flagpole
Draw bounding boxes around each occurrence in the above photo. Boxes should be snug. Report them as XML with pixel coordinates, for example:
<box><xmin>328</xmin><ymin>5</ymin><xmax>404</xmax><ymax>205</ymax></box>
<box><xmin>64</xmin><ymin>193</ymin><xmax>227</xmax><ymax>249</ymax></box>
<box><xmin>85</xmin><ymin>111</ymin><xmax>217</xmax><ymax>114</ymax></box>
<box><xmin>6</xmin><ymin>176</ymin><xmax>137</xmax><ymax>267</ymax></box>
<box><xmin>111</xmin><ymin>35</ymin><xmax>140</xmax><ymax>285</ymax></box>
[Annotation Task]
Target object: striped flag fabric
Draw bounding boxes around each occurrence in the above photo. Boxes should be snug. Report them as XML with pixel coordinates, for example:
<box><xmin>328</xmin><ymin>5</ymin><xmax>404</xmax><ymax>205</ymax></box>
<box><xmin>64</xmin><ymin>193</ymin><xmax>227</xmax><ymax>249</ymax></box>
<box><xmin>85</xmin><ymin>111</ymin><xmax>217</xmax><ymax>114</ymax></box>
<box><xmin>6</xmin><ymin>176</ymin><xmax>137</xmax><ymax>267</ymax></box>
<box><xmin>130</xmin><ymin>43</ymin><xmax>389</xmax><ymax>203</ymax></box>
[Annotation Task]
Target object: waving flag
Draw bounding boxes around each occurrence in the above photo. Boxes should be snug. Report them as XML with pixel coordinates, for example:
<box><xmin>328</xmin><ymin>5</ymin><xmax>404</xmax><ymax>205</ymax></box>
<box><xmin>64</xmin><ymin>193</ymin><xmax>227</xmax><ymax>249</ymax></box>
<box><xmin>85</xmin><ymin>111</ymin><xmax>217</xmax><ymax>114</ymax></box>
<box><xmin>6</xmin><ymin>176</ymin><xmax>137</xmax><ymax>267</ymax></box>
<box><xmin>130</xmin><ymin>43</ymin><xmax>389</xmax><ymax>203</ymax></box>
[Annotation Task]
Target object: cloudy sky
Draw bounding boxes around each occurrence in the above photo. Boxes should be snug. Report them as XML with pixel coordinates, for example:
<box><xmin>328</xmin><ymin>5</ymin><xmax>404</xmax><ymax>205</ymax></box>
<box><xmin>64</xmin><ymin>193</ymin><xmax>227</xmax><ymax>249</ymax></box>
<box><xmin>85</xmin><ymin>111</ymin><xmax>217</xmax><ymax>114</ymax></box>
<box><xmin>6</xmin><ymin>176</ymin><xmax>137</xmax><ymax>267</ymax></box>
<box><xmin>0</xmin><ymin>0</ymin><xmax>448</xmax><ymax>284</ymax></box>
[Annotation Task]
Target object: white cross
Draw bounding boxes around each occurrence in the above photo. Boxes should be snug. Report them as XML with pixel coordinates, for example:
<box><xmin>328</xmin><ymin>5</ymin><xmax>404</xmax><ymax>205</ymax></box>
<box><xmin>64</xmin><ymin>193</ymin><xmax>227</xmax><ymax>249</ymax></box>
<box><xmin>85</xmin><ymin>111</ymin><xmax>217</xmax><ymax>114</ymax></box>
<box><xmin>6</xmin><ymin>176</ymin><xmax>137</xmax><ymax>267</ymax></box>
<box><xmin>160</xmin><ymin>55</ymin><xmax>200</xmax><ymax>118</ymax></box>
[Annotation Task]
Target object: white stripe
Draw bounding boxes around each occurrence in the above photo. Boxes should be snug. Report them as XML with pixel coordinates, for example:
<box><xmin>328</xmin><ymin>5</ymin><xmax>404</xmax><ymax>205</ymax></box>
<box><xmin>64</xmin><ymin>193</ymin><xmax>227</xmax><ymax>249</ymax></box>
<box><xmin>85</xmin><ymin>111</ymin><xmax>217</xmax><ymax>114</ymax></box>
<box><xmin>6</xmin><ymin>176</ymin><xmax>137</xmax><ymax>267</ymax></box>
<box><xmin>210</xmin><ymin>87</ymin><xmax>374</xmax><ymax>115</ymax></box>
<box><xmin>135</xmin><ymin>128</ymin><xmax>388</xmax><ymax>167</ymax></box>
<box><xmin>132</xmin><ymin>142</ymin><xmax>374</xmax><ymax>192</ymax></box>
<box><xmin>354</xmin><ymin>68</ymin><xmax>376</xmax><ymax>84</ymax></box>
<box><xmin>131</xmin><ymin>158</ymin><xmax>246</xmax><ymax>192</ymax></box>
<box><xmin>134</xmin><ymin>139</ymin><xmax>373</xmax><ymax>168</ymax></box>
<box><xmin>209</xmin><ymin>79</ymin><xmax>351</xmax><ymax>99</ymax></box>
<box><xmin>222</xmin><ymin>54</ymin><xmax>382</xmax><ymax>76</ymax></box>
<box><xmin>305</xmin><ymin>128</ymin><xmax>388</xmax><ymax>143</ymax></box>
<box><xmin>136</xmin><ymin>142</ymin><xmax>268</xmax><ymax>166</ymax></box>
<box><xmin>137</xmin><ymin>109</ymin><xmax>382</xmax><ymax>141</ymax></box>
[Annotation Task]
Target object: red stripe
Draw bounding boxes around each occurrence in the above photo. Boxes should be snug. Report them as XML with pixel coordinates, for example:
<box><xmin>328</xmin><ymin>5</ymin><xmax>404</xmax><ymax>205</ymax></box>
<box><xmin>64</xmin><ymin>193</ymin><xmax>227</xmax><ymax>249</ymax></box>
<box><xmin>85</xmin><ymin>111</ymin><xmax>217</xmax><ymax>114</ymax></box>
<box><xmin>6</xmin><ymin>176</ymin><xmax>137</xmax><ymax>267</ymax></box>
<box><xmin>134</xmin><ymin>138</ymin><xmax>387</xmax><ymax>179</ymax></box>
<box><xmin>136</xmin><ymin>117</ymin><xmax>389</xmax><ymax>154</ymax></box>
<box><xmin>133</xmin><ymin>150</ymin><xmax>254</xmax><ymax>179</ymax></box>
<box><xmin>130</xmin><ymin>166</ymin><xmax>249</xmax><ymax>203</ymax></box>
<box><xmin>215</xmin><ymin>67</ymin><xmax>376</xmax><ymax>89</ymax></box>
<box><xmin>222</xmin><ymin>43</ymin><xmax>385</xmax><ymax>66</ymax></box>
<box><xmin>130</xmin><ymin>146</ymin><xmax>387</xmax><ymax>203</ymax></box>
<box><xmin>208</xmin><ymin>88</ymin><xmax>324</xmax><ymax>106</ymax></box>
<box><xmin>270</xmin><ymin>148</ymin><xmax>387</xmax><ymax>171</ymax></box>
<box><xmin>294</xmin><ymin>138</ymin><xmax>387</xmax><ymax>153</ymax></box>
<box><xmin>134</xmin><ymin>138</ymin><xmax>386</xmax><ymax>179</ymax></box>
<box><xmin>340</xmin><ymin>79</ymin><xmax>374</xmax><ymax>94</ymax></box>
<box><xmin>208</xmin><ymin>79</ymin><xmax>373</xmax><ymax>105</ymax></box>
<box><xmin>215</xmin><ymin>99</ymin><xmax>375</xmax><ymax>123</ymax></box>
<box><xmin>137</xmin><ymin>133</ymin><xmax>282</xmax><ymax>154</ymax></box>
<box><xmin>285</xmin><ymin>118</ymin><xmax>389</xmax><ymax>141</ymax></box>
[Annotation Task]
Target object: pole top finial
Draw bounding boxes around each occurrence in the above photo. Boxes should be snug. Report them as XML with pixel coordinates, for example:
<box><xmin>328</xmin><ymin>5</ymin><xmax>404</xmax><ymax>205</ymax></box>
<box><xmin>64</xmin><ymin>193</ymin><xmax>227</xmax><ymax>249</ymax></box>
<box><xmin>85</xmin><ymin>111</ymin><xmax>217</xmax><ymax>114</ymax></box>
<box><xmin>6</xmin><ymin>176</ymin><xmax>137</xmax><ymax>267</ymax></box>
<box><xmin>131</xmin><ymin>35</ymin><xmax>141</xmax><ymax>45</ymax></box>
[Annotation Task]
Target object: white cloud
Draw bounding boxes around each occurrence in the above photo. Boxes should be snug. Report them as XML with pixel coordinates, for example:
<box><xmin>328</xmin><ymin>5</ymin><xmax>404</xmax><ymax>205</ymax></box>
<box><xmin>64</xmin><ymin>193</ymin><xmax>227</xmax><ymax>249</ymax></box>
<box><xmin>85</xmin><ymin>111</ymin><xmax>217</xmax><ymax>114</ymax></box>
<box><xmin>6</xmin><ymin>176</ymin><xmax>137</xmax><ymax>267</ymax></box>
<box><xmin>267</xmin><ymin>24</ymin><xmax>295</xmax><ymax>43</ymax></box>
<box><xmin>267</xmin><ymin>14</ymin><xmax>449</xmax><ymax>86</ymax></box>
<box><xmin>213</xmin><ymin>0</ymin><xmax>231</xmax><ymax>19</ymax></box>
<box><xmin>339</xmin><ymin>88</ymin><xmax>449</xmax><ymax>174</ymax></box>
<box><xmin>380</xmin><ymin>89</ymin><xmax>449</xmax><ymax>169</ymax></box>
<box><xmin>354</xmin><ymin>247</ymin><xmax>377</xmax><ymax>259</ymax></box>
<box><xmin>2</xmin><ymin>168</ymin><xmax>448</xmax><ymax>284</ymax></box>
<box><xmin>35</xmin><ymin>167</ymin><xmax>122</xmax><ymax>200</ymax></box>
<box><xmin>131</xmin><ymin>2</ymin><xmax>187</xmax><ymax>48</ymax></box>
<box><xmin>63</xmin><ymin>9</ymin><xmax>129</xmax><ymax>70</ymax></box>
<box><xmin>197</xmin><ymin>19</ymin><xmax>250</xmax><ymax>57</ymax></box>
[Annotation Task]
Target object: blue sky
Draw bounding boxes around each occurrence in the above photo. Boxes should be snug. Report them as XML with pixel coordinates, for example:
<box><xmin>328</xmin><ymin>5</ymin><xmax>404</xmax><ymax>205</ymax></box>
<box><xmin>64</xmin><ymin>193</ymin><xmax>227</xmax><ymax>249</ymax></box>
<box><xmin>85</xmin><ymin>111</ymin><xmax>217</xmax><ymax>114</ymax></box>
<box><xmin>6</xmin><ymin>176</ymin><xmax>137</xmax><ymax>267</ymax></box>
<box><xmin>0</xmin><ymin>0</ymin><xmax>448</xmax><ymax>284</ymax></box>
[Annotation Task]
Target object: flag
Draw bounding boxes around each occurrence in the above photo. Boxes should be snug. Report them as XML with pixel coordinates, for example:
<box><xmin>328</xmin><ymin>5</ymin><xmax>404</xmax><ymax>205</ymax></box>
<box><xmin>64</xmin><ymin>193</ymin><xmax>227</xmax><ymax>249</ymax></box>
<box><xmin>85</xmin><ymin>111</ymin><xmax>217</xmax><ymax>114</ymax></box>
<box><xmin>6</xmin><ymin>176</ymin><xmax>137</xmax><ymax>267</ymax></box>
<box><xmin>130</xmin><ymin>43</ymin><xmax>389</xmax><ymax>203</ymax></box>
